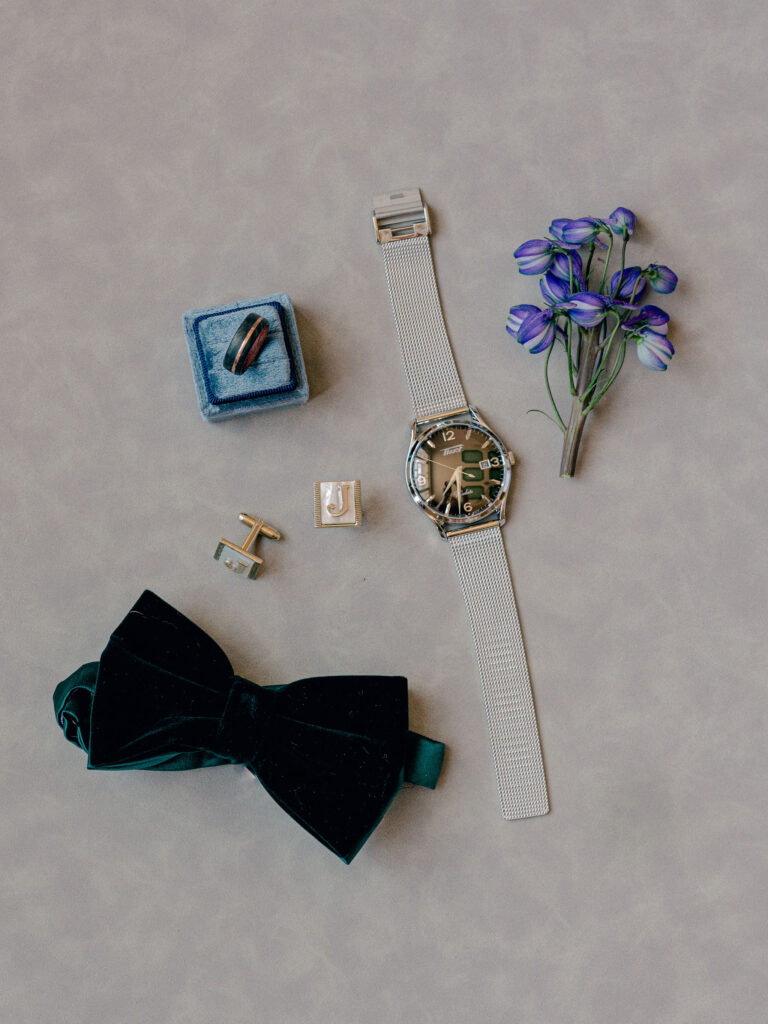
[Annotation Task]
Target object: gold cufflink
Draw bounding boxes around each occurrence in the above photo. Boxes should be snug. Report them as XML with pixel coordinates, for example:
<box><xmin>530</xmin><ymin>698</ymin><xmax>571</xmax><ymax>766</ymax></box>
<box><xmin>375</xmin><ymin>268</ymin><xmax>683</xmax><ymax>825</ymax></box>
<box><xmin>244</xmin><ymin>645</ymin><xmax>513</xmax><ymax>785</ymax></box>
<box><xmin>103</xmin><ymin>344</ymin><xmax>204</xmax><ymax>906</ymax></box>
<box><xmin>214</xmin><ymin>513</ymin><xmax>281</xmax><ymax>579</ymax></box>
<box><xmin>313</xmin><ymin>481</ymin><xmax>362</xmax><ymax>528</ymax></box>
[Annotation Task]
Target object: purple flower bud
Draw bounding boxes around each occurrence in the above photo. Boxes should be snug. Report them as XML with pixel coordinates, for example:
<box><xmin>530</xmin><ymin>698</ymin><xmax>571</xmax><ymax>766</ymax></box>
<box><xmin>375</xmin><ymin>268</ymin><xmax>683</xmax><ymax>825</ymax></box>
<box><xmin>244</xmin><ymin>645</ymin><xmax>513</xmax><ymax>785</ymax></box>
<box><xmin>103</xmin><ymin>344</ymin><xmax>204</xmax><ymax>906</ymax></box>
<box><xmin>607</xmin><ymin>207</ymin><xmax>637</xmax><ymax>237</ymax></box>
<box><xmin>561</xmin><ymin>218</ymin><xmax>600</xmax><ymax>245</ymax></box>
<box><xmin>549</xmin><ymin>250</ymin><xmax>585</xmax><ymax>288</ymax></box>
<box><xmin>634</xmin><ymin>327</ymin><xmax>674</xmax><ymax>370</ymax></box>
<box><xmin>645</xmin><ymin>264</ymin><xmax>678</xmax><ymax>294</ymax></box>
<box><xmin>513</xmin><ymin>239</ymin><xmax>555</xmax><ymax>275</ymax></box>
<box><xmin>548</xmin><ymin>219</ymin><xmax>574</xmax><ymax>245</ymax></box>
<box><xmin>610</xmin><ymin>266</ymin><xmax>647</xmax><ymax>302</ymax></box>
<box><xmin>518</xmin><ymin>309</ymin><xmax>556</xmax><ymax>353</ymax></box>
<box><xmin>505</xmin><ymin>304</ymin><xmax>541</xmax><ymax>338</ymax></box>
<box><xmin>622</xmin><ymin>304</ymin><xmax>670</xmax><ymax>334</ymax></box>
<box><xmin>539</xmin><ymin>272</ymin><xmax>571</xmax><ymax>306</ymax></box>
<box><xmin>565</xmin><ymin>291</ymin><xmax>611</xmax><ymax>327</ymax></box>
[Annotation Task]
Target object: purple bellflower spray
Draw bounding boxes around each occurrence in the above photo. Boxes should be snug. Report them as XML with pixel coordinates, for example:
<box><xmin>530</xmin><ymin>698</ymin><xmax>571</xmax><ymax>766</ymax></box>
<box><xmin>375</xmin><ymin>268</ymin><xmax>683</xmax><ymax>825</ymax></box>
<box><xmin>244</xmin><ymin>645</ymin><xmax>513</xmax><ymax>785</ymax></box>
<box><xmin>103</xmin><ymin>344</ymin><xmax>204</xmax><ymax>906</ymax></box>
<box><xmin>508</xmin><ymin>207</ymin><xmax>678</xmax><ymax>477</ymax></box>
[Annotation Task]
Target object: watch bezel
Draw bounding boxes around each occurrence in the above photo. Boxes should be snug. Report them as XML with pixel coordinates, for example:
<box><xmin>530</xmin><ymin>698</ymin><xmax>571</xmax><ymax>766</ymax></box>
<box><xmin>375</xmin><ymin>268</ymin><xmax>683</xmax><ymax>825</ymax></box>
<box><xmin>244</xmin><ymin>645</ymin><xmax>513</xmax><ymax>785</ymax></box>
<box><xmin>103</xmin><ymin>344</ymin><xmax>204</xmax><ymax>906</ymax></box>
<box><xmin>405</xmin><ymin>411</ymin><xmax>512</xmax><ymax>535</ymax></box>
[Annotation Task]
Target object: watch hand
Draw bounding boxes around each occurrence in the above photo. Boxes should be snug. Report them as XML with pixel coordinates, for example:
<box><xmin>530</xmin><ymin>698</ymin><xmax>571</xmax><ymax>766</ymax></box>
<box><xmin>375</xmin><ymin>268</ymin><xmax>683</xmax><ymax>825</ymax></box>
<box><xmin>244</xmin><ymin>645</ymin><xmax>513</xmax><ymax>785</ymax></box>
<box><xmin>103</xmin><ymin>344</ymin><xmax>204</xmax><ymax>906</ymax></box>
<box><xmin>438</xmin><ymin>471</ymin><xmax>457</xmax><ymax>505</ymax></box>
<box><xmin>430</xmin><ymin>458</ymin><xmax>467</xmax><ymax>475</ymax></box>
<box><xmin>437</xmin><ymin>467</ymin><xmax>462</xmax><ymax>510</ymax></box>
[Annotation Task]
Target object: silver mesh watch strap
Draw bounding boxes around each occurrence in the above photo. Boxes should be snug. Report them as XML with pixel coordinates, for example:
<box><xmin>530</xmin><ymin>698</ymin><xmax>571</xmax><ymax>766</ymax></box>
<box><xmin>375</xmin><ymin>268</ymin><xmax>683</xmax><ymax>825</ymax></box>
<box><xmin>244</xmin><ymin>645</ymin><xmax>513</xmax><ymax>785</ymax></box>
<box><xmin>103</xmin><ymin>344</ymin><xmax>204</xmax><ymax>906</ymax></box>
<box><xmin>373</xmin><ymin>190</ymin><xmax>467</xmax><ymax>420</ymax></box>
<box><xmin>449</xmin><ymin>525</ymin><xmax>549</xmax><ymax>819</ymax></box>
<box><xmin>373</xmin><ymin>188</ymin><xmax>548</xmax><ymax>819</ymax></box>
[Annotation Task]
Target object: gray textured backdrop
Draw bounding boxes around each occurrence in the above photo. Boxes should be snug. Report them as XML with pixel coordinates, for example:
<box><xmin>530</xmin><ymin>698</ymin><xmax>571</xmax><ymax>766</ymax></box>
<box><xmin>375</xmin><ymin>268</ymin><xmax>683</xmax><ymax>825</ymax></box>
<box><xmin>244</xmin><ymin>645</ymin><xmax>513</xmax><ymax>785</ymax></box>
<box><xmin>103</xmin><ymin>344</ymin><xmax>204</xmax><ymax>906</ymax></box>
<box><xmin>3</xmin><ymin>1</ymin><xmax>767</xmax><ymax>1022</ymax></box>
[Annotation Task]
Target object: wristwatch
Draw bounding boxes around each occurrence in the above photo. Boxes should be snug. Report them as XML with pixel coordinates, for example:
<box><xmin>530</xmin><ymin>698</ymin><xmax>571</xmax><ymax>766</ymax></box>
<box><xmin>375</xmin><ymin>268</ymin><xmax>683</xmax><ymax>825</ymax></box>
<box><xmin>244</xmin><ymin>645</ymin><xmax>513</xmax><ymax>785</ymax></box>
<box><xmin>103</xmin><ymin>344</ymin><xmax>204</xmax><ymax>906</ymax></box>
<box><xmin>372</xmin><ymin>188</ymin><xmax>549</xmax><ymax>820</ymax></box>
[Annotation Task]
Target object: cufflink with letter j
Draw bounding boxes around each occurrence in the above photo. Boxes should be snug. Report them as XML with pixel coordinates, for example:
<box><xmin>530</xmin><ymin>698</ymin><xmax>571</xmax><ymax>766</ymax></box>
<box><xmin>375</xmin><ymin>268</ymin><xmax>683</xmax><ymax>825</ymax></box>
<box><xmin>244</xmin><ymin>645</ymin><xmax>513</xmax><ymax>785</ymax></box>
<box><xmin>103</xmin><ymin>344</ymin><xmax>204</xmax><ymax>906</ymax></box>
<box><xmin>214</xmin><ymin>513</ymin><xmax>281</xmax><ymax>579</ymax></box>
<box><xmin>314</xmin><ymin>481</ymin><xmax>363</xmax><ymax>528</ymax></box>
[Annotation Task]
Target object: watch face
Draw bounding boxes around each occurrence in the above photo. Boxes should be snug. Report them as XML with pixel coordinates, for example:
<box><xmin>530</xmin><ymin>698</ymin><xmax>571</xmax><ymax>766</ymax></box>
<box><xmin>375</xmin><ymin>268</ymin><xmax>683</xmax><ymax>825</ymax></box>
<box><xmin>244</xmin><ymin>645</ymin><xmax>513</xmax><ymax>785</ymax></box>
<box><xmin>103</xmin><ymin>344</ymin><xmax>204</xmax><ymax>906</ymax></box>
<box><xmin>406</xmin><ymin>419</ymin><xmax>510</xmax><ymax>526</ymax></box>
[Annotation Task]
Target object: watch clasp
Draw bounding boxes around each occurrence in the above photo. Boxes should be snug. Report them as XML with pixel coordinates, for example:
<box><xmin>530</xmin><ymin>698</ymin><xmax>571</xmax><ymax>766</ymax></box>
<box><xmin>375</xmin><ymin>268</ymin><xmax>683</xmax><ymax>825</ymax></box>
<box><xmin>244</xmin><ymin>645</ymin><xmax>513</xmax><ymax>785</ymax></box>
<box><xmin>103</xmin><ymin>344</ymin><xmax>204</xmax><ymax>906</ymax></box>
<box><xmin>372</xmin><ymin>188</ymin><xmax>431</xmax><ymax>244</ymax></box>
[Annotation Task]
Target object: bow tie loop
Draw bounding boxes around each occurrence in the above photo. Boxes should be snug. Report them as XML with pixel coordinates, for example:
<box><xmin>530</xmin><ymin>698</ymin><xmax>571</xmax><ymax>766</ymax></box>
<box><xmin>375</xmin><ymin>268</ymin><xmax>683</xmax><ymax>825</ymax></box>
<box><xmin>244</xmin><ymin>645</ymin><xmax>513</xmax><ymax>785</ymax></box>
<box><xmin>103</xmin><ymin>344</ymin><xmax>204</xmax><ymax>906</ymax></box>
<box><xmin>215</xmin><ymin>675</ymin><xmax>272</xmax><ymax>764</ymax></box>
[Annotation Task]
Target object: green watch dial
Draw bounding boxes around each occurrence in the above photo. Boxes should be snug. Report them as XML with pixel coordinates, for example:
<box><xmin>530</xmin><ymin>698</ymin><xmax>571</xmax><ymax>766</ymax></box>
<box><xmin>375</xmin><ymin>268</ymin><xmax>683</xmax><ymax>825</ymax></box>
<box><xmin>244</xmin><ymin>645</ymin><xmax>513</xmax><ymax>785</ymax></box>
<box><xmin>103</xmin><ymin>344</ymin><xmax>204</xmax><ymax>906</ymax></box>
<box><xmin>406</xmin><ymin>420</ymin><xmax>508</xmax><ymax>524</ymax></box>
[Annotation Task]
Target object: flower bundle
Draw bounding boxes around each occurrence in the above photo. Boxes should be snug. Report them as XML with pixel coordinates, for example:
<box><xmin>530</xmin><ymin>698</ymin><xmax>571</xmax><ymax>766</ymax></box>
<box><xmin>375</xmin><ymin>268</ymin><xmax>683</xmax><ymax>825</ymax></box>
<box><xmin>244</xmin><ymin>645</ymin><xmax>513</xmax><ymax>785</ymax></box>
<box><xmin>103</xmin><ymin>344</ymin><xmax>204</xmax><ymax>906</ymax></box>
<box><xmin>506</xmin><ymin>208</ymin><xmax>677</xmax><ymax>477</ymax></box>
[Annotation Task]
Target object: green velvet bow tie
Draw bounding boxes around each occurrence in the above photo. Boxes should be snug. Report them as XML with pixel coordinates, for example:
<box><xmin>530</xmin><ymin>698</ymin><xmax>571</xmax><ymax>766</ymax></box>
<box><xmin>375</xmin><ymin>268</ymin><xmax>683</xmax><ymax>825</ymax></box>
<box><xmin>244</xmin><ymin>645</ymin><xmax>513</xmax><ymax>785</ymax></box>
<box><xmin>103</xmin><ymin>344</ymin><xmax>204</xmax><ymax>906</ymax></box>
<box><xmin>53</xmin><ymin>590</ymin><xmax>445</xmax><ymax>863</ymax></box>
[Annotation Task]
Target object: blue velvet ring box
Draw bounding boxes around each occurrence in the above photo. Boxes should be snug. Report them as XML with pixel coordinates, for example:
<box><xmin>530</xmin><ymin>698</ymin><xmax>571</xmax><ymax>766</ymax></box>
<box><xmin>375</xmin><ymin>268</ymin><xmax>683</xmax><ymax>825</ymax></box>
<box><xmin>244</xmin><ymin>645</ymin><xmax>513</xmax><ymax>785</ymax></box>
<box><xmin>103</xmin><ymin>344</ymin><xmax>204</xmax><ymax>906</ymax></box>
<box><xmin>183</xmin><ymin>293</ymin><xmax>309</xmax><ymax>422</ymax></box>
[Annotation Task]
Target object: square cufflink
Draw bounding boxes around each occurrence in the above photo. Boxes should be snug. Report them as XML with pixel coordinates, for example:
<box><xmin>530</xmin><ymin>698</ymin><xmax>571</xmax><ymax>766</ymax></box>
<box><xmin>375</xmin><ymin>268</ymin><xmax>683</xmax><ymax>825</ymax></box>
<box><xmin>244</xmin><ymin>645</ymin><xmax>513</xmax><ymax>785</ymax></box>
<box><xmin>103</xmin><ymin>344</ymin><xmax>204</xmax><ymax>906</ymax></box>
<box><xmin>314</xmin><ymin>481</ymin><xmax>362</xmax><ymax>528</ymax></box>
<box><xmin>214</xmin><ymin>514</ymin><xmax>281</xmax><ymax>579</ymax></box>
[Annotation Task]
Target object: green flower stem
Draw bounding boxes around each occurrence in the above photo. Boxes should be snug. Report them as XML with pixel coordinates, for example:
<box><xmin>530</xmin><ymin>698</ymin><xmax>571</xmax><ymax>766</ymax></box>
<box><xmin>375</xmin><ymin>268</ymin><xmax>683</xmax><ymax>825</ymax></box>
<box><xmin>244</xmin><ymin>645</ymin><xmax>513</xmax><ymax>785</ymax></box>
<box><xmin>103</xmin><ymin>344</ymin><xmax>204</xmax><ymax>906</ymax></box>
<box><xmin>544</xmin><ymin>339</ymin><xmax>566</xmax><ymax>432</ymax></box>
<box><xmin>583</xmin><ymin>314</ymin><xmax>622</xmax><ymax>405</ymax></box>
<box><xmin>617</xmin><ymin>235</ymin><xmax>628</xmax><ymax>292</ymax></box>
<box><xmin>557</xmin><ymin>229</ymin><xmax>639</xmax><ymax>476</ymax></box>
<box><xmin>565</xmin><ymin>318</ymin><xmax>576</xmax><ymax>394</ymax></box>
<box><xmin>559</xmin><ymin>397</ymin><xmax>588</xmax><ymax>477</ymax></box>
<box><xmin>585</xmin><ymin>336</ymin><xmax>627</xmax><ymax>412</ymax></box>
<box><xmin>597</xmin><ymin>231</ymin><xmax>614</xmax><ymax>294</ymax></box>
<box><xmin>560</xmin><ymin>326</ymin><xmax>600</xmax><ymax>477</ymax></box>
<box><xmin>583</xmin><ymin>243</ymin><xmax>596</xmax><ymax>287</ymax></box>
